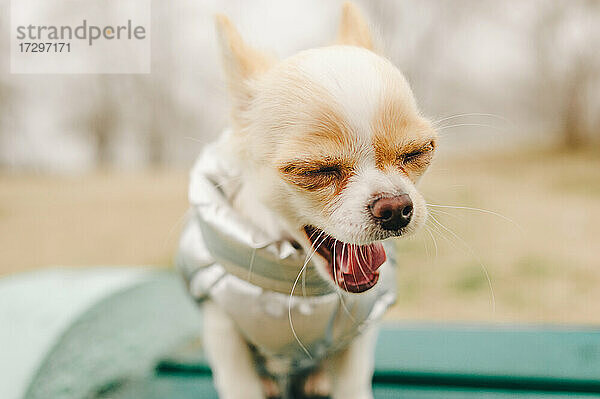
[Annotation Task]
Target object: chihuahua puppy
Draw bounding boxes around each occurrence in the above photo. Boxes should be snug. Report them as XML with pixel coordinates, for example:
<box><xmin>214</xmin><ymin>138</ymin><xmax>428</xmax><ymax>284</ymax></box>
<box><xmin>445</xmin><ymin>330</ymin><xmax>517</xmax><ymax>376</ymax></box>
<box><xmin>194</xmin><ymin>3</ymin><xmax>437</xmax><ymax>399</ymax></box>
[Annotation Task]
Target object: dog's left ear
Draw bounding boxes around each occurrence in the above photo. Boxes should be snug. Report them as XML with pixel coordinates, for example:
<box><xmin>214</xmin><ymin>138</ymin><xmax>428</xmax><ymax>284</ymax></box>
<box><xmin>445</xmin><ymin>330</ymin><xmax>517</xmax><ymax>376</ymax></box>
<box><xmin>215</xmin><ymin>15</ymin><xmax>276</xmax><ymax>127</ymax></box>
<box><xmin>336</xmin><ymin>2</ymin><xmax>375</xmax><ymax>51</ymax></box>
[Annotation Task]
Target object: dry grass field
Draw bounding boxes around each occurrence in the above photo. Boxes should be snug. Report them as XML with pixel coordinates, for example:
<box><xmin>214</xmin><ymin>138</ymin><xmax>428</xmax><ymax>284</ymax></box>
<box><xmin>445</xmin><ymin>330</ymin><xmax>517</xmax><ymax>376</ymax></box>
<box><xmin>1</xmin><ymin>148</ymin><xmax>599</xmax><ymax>324</ymax></box>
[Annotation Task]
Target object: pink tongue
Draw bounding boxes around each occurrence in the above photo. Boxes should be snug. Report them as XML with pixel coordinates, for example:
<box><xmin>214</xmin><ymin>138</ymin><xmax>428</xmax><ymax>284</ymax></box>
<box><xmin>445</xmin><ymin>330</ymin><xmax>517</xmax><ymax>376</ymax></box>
<box><xmin>334</xmin><ymin>242</ymin><xmax>386</xmax><ymax>286</ymax></box>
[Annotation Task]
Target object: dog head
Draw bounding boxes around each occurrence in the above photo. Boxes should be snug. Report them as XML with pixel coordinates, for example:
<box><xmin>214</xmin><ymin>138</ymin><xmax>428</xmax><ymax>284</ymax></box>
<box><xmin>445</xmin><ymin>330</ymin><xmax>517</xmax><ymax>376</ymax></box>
<box><xmin>216</xmin><ymin>3</ymin><xmax>437</xmax><ymax>293</ymax></box>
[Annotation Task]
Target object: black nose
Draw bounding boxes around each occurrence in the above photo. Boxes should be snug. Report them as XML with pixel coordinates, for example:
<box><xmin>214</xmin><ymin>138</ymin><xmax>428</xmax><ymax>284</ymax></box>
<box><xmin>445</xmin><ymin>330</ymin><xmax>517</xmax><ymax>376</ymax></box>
<box><xmin>370</xmin><ymin>194</ymin><xmax>413</xmax><ymax>231</ymax></box>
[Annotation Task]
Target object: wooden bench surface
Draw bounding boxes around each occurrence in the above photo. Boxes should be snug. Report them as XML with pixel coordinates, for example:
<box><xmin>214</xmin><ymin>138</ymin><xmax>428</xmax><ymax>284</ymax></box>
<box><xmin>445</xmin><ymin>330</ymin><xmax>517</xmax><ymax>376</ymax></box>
<box><xmin>3</xmin><ymin>269</ymin><xmax>597</xmax><ymax>399</ymax></box>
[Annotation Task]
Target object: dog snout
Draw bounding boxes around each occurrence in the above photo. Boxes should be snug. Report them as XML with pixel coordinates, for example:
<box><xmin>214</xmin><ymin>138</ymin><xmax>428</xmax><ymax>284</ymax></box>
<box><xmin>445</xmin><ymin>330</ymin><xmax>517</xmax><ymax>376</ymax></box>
<box><xmin>369</xmin><ymin>194</ymin><xmax>413</xmax><ymax>230</ymax></box>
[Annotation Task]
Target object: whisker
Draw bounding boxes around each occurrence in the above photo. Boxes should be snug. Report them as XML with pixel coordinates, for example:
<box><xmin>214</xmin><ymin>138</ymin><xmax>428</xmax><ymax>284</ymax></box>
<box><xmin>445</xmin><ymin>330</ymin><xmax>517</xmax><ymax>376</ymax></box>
<box><xmin>303</xmin><ymin>228</ymin><xmax>323</xmax><ymax>298</ymax></box>
<box><xmin>429</xmin><ymin>208</ymin><xmax>461</xmax><ymax>220</ymax></box>
<box><xmin>355</xmin><ymin>244</ymin><xmax>371</xmax><ymax>282</ymax></box>
<box><xmin>424</xmin><ymin>226</ymin><xmax>438</xmax><ymax>259</ymax></box>
<box><xmin>247</xmin><ymin>248</ymin><xmax>257</xmax><ymax>283</ymax></box>
<box><xmin>162</xmin><ymin>210</ymin><xmax>190</xmax><ymax>255</ymax></box>
<box><xmin>428</xmin><ymin>214</ymin><xmax>496</xmax><ymax>314</ymax></box>
<box><xmin>288</xmin><ymin>230</ymin><xmax>326</xmax><ymax>359</ymax></box>
<box><xmin>426</xmin><ymin>220</ymin><xmax>446</xmax><ymax>245</ymax></box>
<box><xmin>301</xmin><ymin>264</ymin><xmax>307</xmax><ymax>297</ymax></box>
<box><xmin>437</xmin><ymin>123</ymin><xmax>504</xmax><ymax>132</ymax></box>
<box><xmin>332</xmin><ymin>239</ymin><xmax>357</xmax><ymax>323</ymax></box>
<box><xmin>307</xmin><ymin>228</ymin><xmax>320</xmax><ymax>241</ymax></box>
<box><xmin>422</xmin><ymin>227</ymin><xmax>431</xmax><ymax>259</ymax></box>
<box><xmin>348</xmin><ymin>244</ymin><xmax>358</xmax><ymax>283</ymax></box>
<box><xmin>303</xmin><ymin>231</ymin><xmax>326</xmax><ymax>273</ymax></box>
<box><xmin>350</xmin><ymin>244</ymin><xmax>362</xmax><ymax>286</ymax></box>
<box><xmin>432</xmin><ymin>113</ymin><xmax>512</xmax><ymax>127</ymax></box>
<box><xmin>340</xmin><ymin>243</ymin><xmax>351</xmax><ymax>293</ymax></box>
<box><xmin>427</xmin><ymin>203</ymin><xmax>523</xmax><ymax>232</ymax></box>
<box><xmin>288</xmin><ymin>261</ymin><xmax>312</xmax><ymax>358</ymax></box>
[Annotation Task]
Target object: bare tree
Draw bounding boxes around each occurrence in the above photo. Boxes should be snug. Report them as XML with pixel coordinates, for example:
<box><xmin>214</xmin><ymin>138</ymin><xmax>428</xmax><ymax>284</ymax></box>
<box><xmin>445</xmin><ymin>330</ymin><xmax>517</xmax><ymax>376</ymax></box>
<box><xmin>134</xmin><ymin>0</ymin><xmax>176</xmax><ymax>168</ymax></box>
<box><xmin>90</xmin><ymin>78</ymin><xmax>119</xmax><ymax>167</ymax></box>
<box><xmin>132</xmin><ymin>77</ymin><xmax>172</xmax><ymax>168</ymax></box>
<box><xmin>74</xmin><ymin>77</ymin><xmax>119</xmax><ymax>168</ymax></box>
<box><xmin>531</xmin><ymin>0</ymin><xmax>600</xmax><ymax>148</ymax></box>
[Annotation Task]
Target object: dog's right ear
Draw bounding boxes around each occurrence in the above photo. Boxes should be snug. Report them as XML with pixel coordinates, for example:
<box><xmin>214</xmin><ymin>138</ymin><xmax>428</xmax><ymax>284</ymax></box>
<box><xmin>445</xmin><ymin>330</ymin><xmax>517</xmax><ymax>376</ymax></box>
<box><xmin>215</xmin><ymin>15</ymin><xmax>275</xmax><ymax>127</ymax></box>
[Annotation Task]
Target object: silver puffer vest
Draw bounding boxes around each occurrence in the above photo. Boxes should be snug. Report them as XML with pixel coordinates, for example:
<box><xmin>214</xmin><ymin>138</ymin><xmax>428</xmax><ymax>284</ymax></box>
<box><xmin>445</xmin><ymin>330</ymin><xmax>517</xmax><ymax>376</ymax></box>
<box><xmin>176</xmin><ymin>132</ymin><xmax>397</xmax><ymax>376</ymax></box>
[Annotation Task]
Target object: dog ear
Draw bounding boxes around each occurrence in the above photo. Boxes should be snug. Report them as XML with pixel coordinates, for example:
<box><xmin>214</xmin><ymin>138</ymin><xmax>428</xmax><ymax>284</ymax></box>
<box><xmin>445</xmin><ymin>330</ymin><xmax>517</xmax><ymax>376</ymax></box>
<box><xmin>215</xmin><ymin>15</ymin><xmax>275</xmax><ymax>126</ymax></box>
<box><xmin>336</xmin><ymin>2</ymin><xmax>374</xmax><ymax>50</ymax></box>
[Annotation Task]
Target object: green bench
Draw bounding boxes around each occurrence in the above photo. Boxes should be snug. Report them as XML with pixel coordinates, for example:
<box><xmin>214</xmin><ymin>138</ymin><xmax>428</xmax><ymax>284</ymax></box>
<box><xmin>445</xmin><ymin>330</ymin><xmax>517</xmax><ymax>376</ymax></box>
<box><xmin>1</xmin><ymin>268</ymin><xmax>598</xmax><ymax>399</ymax></box>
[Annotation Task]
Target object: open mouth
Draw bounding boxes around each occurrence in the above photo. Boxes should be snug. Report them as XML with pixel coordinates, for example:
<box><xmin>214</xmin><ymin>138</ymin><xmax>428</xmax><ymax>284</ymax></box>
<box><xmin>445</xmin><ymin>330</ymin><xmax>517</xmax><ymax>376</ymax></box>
<box><xmin>304</xmin><ymin>226</ymin><xmax>386</xmax><ymax>293</ymax></box>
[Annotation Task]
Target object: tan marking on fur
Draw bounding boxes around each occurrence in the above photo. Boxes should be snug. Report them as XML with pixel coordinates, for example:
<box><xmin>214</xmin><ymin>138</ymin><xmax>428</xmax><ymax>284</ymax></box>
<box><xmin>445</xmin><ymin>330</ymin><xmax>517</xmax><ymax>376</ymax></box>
<box><xmin>336</xmin><ymin>2</ymin><xmax>374</xmax><ymax>50</ymax></box>
<box><xmin>372</xmin><ymin>93</ymin><xmax>437</xmax><ymax>181</ymax></box>
<box><xmin>275</xmin><ymin>89</ymin><xmax>359</xmax><ymax>203</ymax></box>
<box><xmin>278</xmin><ymin>105</ymin><xmax>357</xmax><ymax>196</ymax></box>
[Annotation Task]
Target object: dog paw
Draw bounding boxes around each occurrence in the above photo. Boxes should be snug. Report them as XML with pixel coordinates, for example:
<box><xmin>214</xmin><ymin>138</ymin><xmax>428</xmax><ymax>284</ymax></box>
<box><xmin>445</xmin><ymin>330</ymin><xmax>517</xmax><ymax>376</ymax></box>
<box><xmin>261</xmin><ymin>376</ymin><xmax>281</xmax><ymax>399</ymax></box>
<box><xmin>303</xmin><ymin>369</ymin><xmax>331</xmax><ymax>398</ymax></box>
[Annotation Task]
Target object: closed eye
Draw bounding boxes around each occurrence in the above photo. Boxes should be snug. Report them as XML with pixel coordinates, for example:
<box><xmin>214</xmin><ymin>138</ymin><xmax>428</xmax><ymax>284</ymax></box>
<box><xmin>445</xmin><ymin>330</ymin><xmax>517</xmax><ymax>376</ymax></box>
<box><xmin>303</xmin><ymin>164</ymin><xmax>342</xmax><ymax>176</ymax></box>
<box><xmin>399</xmin><ymin>141</ymin><xmax>435</xmax><ymax>165</ymax></box>
<box><xmin>282</xmin><ymin>159</ymin><xmax>345</xmax><ymax>176</ymax></box>
<box><xmin>280</xmin><ymin>160</ymin><xmax>350</xmax><ymax>192</ymax></box>
<box><xmin>402</xmin><ymin>150</ymin><xmax>425</xmax><ymax>163</ymax></box>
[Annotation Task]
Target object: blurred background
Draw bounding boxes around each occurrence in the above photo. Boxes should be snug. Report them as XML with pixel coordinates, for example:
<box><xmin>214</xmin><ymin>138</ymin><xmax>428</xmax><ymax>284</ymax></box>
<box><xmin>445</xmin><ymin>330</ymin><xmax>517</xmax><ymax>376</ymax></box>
<box><xmin>1</xmin><ymin>0</ymin><xmax>599</xmax><ymax>324</ymax></box>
